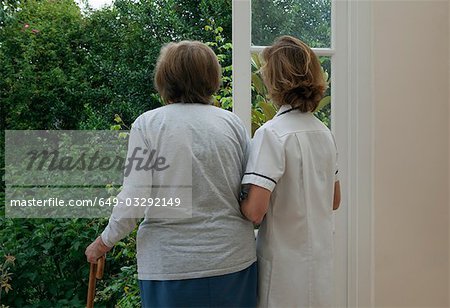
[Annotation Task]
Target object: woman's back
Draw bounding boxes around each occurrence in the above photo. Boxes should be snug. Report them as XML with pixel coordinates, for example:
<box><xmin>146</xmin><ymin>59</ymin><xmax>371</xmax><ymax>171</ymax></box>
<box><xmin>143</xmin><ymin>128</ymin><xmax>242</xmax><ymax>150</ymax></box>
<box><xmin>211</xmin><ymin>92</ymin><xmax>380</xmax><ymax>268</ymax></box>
<box><xmin>251</xmin><ymin>106</ymin><xmax>337</xmax><ymax>307</ymax></box>
<box><xmin>239</xmin><ymin>35</ymin><xmax>340</xmax><ymax>307</ymax></box>
<box><xmin>135</xmin><ymin>103</ymin><xmax>256</xmax><ymax>280</ymax></box>
<box><xmin>89</xmin><ymin>40</ymin><xmax>257</xmax><ymax>307</ymax></box>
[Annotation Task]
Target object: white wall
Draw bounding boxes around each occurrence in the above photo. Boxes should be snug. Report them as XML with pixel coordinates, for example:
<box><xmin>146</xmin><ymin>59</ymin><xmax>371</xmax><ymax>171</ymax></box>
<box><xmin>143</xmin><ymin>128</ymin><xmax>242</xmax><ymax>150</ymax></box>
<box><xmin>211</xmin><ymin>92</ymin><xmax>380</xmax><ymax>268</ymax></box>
<box><xmin>372</xmin><ymin>0</ymin><xmax>449</xmax><ymax>306</ymax></box>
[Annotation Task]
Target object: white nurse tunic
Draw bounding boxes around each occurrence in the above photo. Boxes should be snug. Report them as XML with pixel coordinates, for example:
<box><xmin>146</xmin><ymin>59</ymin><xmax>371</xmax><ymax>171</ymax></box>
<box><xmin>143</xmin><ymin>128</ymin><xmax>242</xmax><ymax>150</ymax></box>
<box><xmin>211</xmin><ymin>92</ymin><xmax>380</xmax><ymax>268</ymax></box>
<box><xmin>242</xmin><ymin>105</ymin><xmax>339</xmax><ymax>308</ymax></box>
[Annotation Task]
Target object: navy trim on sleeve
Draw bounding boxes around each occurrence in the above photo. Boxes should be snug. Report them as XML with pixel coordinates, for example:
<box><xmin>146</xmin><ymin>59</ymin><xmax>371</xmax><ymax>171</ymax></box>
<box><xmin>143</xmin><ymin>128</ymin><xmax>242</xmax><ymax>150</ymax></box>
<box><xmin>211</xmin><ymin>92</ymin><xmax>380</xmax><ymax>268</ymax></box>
<box><xmin>244</xmin><ymin>172</ymin><xmax>277</xmax><ymax>185</ymax></box>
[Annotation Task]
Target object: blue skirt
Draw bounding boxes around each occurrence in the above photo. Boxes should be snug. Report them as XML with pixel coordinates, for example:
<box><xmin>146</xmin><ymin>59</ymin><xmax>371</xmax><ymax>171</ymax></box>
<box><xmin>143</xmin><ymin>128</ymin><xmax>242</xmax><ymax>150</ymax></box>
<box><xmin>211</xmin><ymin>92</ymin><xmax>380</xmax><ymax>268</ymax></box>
<box><xmin>139</xmin><ymin>262</ymin><xmax>257</xmax><ymax>308</ymax></box>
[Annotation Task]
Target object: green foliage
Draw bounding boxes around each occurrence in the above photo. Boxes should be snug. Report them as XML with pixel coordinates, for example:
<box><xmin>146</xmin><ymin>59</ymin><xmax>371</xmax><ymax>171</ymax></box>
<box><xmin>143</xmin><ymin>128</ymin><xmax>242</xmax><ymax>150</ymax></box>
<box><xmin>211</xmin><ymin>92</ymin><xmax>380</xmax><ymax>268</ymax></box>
<box><xmin>77</xmin><ymin>0</ymin><xmax>231</xmax><ymax>128</ymax></box>
<box><xmin>250</xmin><ymin>53</ymin><xmax>332</xmax><ymax>134</ymax></box>
<box><xmin>0</xmin><ymin>215</ymin><xmax>144</xmax><ymax>307</ymax></box>
<box><xmin>1</xmin><ymin>0</ymin><xmax>232</xmax><ymax>131</ymax></box>
<box><xmin>250</xmin><ymin>53</ymin><xmax>275</xmax><ymax>135</ymax></box>
<box><xmin>1</xmin><ymin>0</ymin><xmax>86</xmax><ymax>130</ymax></box>
<box><xmin>95</xmin><ymin>230</ymin><xmax>140</xmax><ymax>307</ymax></box>
<box><xmin>0</xmin><ymin>0</ymin><xmax>332</xmax><ymax>306</ymax></box>
<box><xmin>0</xmin><ymin>0</ymin><xmax>233</xmax><ymax>306</ymax></box>
<box><xmin>0</xmin><ymin>255</ymin><xmax>15</xmax><ymax>304</ymax></box>
<box><xmin>206</xmin><ymin>19</ymin><xmax>233</xmax><ymax>110</ymax></box>
<box><xmin>252</xmin><ymin>0</ymin><xmax>331</xmax><ymax>48</ymax></box>
<box><xmin>314</xmin><ymin>57</ymin><xmax>332</xmax><ymax>127</ymax></box>
<box><xmin>1</xmin><ymin>218</ymin><xmax>102</xmax><ymax>307</ymax></box>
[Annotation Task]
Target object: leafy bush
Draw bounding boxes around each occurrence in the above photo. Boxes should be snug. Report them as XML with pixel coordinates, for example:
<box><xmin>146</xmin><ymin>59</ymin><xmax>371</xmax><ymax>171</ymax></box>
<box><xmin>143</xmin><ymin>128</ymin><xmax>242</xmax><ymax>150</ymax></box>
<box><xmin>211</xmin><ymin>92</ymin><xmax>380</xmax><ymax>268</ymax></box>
<box><xmin>1</xmin><ymin>0</ymin><xmax>232</xmax><ymax>306</ymax></box>
<box><xmin>0</xmin><ymin>0</ymin><xmax>331</xmax><ymax>306</ymax></box>
<box><xmin>251</xmin><ymin>54</ymin><xmax>332</xmax><ymax>134</ymax></box>
<box><xmin>0</xmin><ymin>255</ymin><xmax>15</xmax><ymax>304</ymax></box>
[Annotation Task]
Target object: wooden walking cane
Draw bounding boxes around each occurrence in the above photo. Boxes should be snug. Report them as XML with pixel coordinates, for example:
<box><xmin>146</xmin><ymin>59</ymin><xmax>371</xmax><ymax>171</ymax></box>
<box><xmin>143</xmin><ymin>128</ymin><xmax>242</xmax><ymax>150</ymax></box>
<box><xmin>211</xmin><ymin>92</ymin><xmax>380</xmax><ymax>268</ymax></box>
<box><xmin>87</xmin><ymin>255</ymin><xmax>105</xmax><ymax>308</ymax></box>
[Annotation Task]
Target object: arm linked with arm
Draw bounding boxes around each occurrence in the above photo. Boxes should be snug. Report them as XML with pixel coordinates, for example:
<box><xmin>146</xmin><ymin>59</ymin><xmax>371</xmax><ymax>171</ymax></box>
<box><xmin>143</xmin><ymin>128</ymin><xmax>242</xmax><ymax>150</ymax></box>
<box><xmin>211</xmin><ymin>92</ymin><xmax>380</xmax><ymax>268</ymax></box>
<box><xmin>240</xmin><ymin>127</ymin><xmax>285</xmax><ymax>224</ymax></box>
<box><xmin>240</xmin><ymin>184</ymin><xmax>272</xmax><ymax>225</ymax></box>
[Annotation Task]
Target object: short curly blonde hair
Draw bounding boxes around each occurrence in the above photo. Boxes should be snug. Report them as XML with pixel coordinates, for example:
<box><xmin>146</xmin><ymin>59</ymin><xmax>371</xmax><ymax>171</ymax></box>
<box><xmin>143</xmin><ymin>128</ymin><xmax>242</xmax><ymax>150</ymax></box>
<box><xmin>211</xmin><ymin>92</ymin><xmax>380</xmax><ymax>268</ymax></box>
<box><xmin>154</xmin><ymin>41</ymin><xmax>221</xmax><ymax>104</ymax></box>
<box><xmin>261</xmin><ymin>36</ymin><xmax>327</xmax><ymax>112</ymax></box>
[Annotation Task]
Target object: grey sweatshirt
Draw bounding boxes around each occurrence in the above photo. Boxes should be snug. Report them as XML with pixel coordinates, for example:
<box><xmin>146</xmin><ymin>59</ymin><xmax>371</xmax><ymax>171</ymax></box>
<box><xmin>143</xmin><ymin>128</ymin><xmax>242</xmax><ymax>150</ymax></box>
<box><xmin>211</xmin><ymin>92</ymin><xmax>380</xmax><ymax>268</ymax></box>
<box><xmin>101</xmin><ymin>103</ymin><xmax>256</xmax><ymax>280</ymax></box>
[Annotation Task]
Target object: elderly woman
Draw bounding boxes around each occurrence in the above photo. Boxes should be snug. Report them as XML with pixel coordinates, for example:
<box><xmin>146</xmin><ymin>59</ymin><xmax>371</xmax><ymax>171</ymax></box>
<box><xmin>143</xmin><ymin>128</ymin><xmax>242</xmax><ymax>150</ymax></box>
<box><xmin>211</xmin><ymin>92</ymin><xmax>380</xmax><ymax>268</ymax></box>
<box><xmin>86</xmin><ymin>41</ymin><xmax>257</xmax><ymax>307</ymax></box>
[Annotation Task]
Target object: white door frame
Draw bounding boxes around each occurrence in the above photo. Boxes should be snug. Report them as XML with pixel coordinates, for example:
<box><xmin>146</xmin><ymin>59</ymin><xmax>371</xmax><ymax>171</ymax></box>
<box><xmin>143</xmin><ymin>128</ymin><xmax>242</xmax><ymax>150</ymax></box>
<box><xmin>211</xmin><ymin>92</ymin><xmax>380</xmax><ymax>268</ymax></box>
<box><xmin>345</xmin><ymin>1</ymin><xmax>374</xmax><ymax>306</ymax></box>
<box><xmin>231</xmin><ymin>0</ymin><xmax>374</xmax><ymax>306</ymax></box>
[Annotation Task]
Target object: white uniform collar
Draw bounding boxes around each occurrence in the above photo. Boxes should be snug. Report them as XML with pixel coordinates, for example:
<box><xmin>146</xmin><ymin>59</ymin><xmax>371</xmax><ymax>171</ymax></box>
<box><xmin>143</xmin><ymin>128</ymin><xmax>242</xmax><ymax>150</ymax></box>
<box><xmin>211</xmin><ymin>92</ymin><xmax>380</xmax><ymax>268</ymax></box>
<box><xmin>276</xmin><ymin>105</ymin><xmax>298</xmax><ymax>117</ymax></box>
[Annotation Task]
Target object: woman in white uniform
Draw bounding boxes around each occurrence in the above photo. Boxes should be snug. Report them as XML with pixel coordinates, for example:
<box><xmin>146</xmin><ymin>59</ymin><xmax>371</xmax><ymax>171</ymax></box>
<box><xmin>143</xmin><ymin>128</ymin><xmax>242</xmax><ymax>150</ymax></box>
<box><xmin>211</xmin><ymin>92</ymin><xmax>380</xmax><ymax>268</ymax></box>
<box><xmin>241</xmin><ymin>36</ymin><xmax>341</xmax><ymax>307</ymax></box>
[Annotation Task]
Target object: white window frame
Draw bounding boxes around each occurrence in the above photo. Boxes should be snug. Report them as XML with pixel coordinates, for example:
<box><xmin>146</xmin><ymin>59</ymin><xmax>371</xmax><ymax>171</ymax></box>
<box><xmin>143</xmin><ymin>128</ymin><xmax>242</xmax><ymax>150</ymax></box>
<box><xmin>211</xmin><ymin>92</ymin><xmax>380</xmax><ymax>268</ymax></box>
<box><xmin>232</xmin><ymin>1</ymin><xmax>374</xmax><ymax>306</ymax></box>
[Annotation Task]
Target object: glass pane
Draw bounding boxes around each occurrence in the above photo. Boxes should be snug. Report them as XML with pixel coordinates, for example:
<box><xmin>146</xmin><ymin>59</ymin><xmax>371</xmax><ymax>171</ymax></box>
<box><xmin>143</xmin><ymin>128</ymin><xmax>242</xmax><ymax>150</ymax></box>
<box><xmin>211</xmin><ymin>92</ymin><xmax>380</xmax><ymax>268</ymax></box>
<box><xmin>251</xmin><ymin>54</ymin><xmax>331</xmax><ymax>135</ymax></box>
<box><xmin>314</xmin><ymin>56</ymin><xmax>331</xmax><ymax>128</ymax></box>
<box><xmin>252</xmin><ymin>0</ymin><xmax>332</xmax><ymax>48</ymax></box>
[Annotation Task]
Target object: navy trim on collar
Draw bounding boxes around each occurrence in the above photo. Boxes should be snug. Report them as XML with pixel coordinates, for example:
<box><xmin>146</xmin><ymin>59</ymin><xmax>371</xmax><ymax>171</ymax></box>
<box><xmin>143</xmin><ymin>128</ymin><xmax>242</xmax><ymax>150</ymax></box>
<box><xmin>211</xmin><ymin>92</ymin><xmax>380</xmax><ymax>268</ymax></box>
<box><xmin>276</xmin><ymin>107</ymin><xmax>299</xmax><ymax>117</ymax></box>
